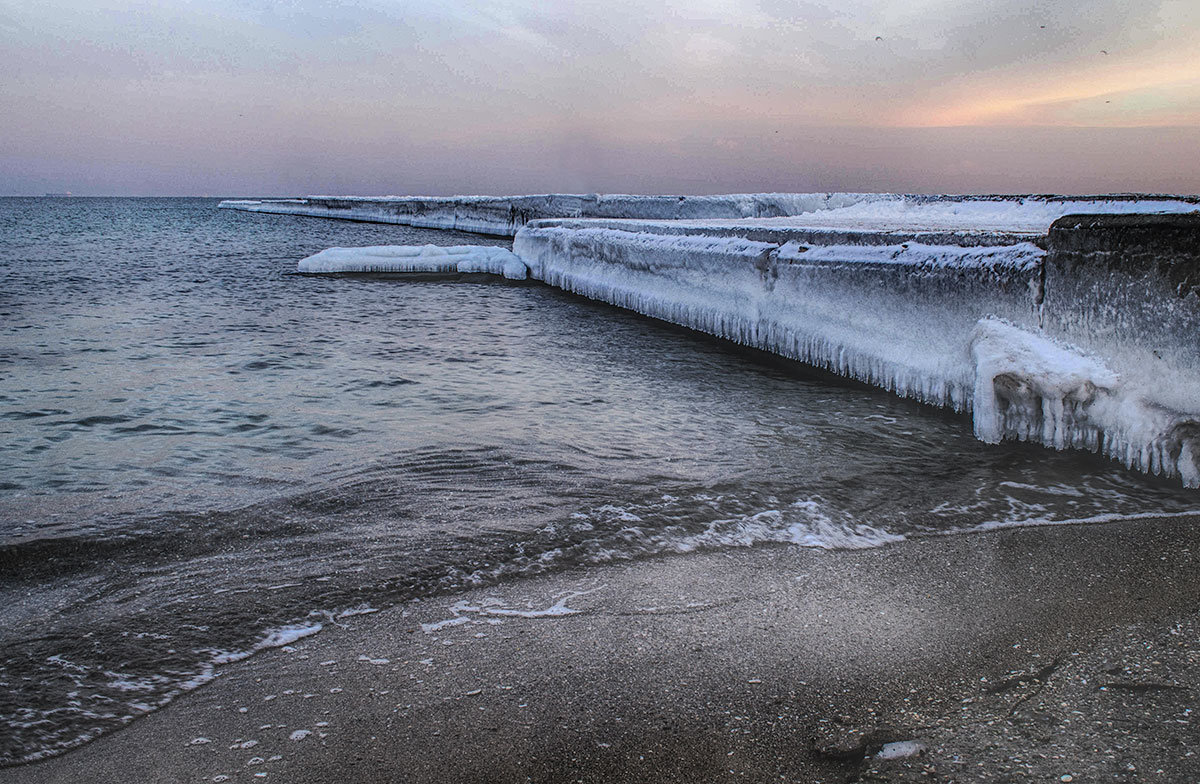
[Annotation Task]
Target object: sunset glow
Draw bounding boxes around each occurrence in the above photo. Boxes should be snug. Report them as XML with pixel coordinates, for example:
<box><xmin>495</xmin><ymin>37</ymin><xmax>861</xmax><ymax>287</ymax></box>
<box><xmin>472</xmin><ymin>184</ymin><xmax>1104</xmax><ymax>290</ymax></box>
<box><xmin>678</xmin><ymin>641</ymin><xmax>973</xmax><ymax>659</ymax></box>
<box><xmin>2</xmin><ymin>0</ymin><xmax>1198</xmax><ymax>194</ymax></box>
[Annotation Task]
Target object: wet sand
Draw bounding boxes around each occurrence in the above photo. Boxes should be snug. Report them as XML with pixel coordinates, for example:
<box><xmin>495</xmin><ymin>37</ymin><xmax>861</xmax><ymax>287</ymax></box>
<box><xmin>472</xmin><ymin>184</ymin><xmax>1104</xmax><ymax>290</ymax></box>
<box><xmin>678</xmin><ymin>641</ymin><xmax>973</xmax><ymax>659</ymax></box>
<box><xmin>7</xmin><ymin>514</ymin><xmax>1200</xmax><ymax>783</ymax></box>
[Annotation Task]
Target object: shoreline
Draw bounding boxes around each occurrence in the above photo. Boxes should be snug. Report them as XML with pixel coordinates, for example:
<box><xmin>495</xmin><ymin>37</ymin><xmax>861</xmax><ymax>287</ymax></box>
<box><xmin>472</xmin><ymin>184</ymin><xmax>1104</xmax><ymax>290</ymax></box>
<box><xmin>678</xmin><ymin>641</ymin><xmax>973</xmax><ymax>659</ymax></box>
<box><xmin>8</xmin><ymin>513</ymin><xmax>1200</xmax><ymax>783</ymax></box>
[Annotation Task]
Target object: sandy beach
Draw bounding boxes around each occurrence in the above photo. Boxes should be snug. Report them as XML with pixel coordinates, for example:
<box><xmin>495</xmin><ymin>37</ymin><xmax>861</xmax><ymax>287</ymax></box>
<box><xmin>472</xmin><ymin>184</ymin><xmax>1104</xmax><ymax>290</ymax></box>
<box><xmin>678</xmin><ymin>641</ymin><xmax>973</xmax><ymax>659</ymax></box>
<box><xmin>6</xmin><ymin>513</ymin><xmax>1200</xmax><ymax>784</ymax></box>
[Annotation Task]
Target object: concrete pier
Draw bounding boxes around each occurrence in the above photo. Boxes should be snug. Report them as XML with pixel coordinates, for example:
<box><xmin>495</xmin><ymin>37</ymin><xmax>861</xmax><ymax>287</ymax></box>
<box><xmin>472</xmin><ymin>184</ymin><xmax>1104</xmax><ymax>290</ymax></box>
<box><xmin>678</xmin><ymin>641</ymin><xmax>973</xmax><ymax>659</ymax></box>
<box><xmin>228</xmin><ymin>193</ymin><xmax>1200</xmax><ymax>485</ymax></box>
<box><xmin>219</xmin><ymin>193</ymin><xmax>877</xmax><ymax>236</ymax></box>
<box><xmin>512</xmin><ymin>204</ymin><xmax>1200</xmax><ymax>485</ymax></box>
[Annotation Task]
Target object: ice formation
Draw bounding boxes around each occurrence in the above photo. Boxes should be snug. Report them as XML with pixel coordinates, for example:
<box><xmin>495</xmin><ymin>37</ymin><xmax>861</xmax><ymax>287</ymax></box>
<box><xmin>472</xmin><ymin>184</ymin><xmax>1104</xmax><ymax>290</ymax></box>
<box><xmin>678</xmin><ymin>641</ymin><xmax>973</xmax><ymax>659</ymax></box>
<box><xmin>705</xmin><ymin>196</ymin><xmax>1200</xmax><ymax>234</ymax></box>
<box><xmin>970</xmin><ymin>318</ymin><xmax>1118</xmax><ymax>448</ymax></box>
<box><xmin>970</xmin><ymin>319</ymin><xmax>1200</xmax><ymax>487</ymax></box>
<box><xmin>220</xmin><ymin>193</ymin><xmax>879</xmax><ymax>236</ymax></box>
<box><xmin>297</xmin><ymin>244</ymin><xmax>528</xmax><ymax>280</ymax></box>
<box><xmin>515</xmin><ymin>226</ymin><xmax>1046</xmax><ymax>412</ymax></box>
<box><xmin>219</xmin><ymin>192</ymin><xmax>1199</xmax><ymax>237</ymax></box>
<box><xmin>272</xmin><ymin>193</ymin><xmax>1199</xmax><ymax>487</ymax></box>
<box><xmin>512</xmin><ymin>200</ymin><xmax>1200</xmax><ymax>487</ymax></box>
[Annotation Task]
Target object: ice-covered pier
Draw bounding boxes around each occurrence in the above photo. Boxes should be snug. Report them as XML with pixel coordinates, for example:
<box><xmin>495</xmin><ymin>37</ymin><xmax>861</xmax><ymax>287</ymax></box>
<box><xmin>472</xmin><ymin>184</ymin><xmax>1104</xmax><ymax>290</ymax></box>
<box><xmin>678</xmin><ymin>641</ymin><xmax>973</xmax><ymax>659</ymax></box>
<box><xmin>218</xmin><ymin>193</ymin><xmax>874</xmax><ymax>236</ymax></box>
<box><xmin>231</xmin><ymin>193</ymin><xmax>1200</xmax><ymax>486</ymax></box>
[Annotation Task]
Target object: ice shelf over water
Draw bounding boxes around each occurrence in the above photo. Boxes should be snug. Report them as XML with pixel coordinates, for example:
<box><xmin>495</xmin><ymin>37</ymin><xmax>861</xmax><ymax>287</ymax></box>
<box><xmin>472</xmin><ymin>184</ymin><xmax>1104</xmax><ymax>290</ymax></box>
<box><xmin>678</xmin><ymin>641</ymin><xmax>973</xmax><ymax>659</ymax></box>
<box><xmin>297</xmin><ymin>244</ymin><xmax>527</xmax><ymax>279</ymax></box>
<box><xmin>278</xmin><ymin>193</ymin><xmax>1200</xmax><ymax>487</ymax></box>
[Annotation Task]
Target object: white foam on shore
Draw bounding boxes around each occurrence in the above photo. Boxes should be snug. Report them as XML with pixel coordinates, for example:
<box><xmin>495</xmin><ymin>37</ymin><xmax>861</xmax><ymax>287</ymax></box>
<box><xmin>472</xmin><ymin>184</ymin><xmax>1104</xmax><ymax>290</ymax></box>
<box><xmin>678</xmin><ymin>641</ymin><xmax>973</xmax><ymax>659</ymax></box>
<box><xmin>14</xmin><ymin>499</ymin><xmax>1198</xmax><ymax>768</ymax></box>
<box><xmin>420</xmin><ymin>616</ymin><xmax>472</xmax><ymax>633</ymax></box>
<box><xmin>441</xmin><ymin>495</ymin><xmax>910</xmax><ymax>593</ymax></box>
<box><xmin>7</xmin><ymin>616</ymin><xmax>332</xmax><ymax>765</ymax></box>
<box><xmin>672</xmin><ymin>500</ymin><xmax>906</xmax><ymax>552</ymax></box>
<box><xmin>970</xmin><ymin>508</ymin><xmax>1200</xmax><ymax>533</ymax></box>
<box><xmin>211</xmin><ymin>623</ymin><xmax>324</xmax><ymax>665</ymax></box>
<box><xmin>421</xmin><ymin>590</ymin><xmax>598</xmax><ymax>633</ymax></box>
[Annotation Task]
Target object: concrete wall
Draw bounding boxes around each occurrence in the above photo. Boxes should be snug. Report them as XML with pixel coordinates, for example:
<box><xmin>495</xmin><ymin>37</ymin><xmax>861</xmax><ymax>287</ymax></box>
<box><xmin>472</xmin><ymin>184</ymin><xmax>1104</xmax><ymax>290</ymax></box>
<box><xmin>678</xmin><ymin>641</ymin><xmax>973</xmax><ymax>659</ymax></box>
<box><xmin>224</xmin><ymin>193</ymin><xmax>1200</xmax><ymax>485</ymax></box>
<box><xmin>513</xmin><ymin>215</ymin><xmax>1200</xmax><ymax>485</ymax></box>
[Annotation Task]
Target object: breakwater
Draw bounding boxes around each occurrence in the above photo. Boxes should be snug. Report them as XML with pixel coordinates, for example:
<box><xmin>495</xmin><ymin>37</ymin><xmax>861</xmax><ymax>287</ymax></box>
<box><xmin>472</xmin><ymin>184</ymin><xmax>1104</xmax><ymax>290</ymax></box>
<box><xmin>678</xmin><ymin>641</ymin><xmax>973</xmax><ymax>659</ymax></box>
<box><xmin>275</xmin><ymin>193</ymin><xmax>1200</xmax><ymax>485</ymax></box>
<box><xmin>218</xmin><ymin>193</ymin><xmax>876</xmax><ymax>236</ymax></box>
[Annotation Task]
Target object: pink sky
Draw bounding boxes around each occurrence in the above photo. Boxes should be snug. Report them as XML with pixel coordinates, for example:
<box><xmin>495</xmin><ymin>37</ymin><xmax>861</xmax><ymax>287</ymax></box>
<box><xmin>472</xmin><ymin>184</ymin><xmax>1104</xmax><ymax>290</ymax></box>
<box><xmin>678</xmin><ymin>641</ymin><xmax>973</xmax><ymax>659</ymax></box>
<box><xmin>2</xmin><ymin>0</ymin><xmax>1198</xmax><ymax>195</ymax></box>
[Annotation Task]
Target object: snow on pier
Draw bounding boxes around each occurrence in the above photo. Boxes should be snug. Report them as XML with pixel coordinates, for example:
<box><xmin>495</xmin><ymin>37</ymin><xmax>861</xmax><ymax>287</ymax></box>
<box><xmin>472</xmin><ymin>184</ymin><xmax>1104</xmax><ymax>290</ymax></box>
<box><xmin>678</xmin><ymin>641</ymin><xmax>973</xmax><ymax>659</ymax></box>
<box><xmin>241</xmin><ymin>193</ymin><xmax>1200</xmax><ymax>487</ymax></box>
<box><xmin>220</xmin><ymin>192</ymin><xmax>1200</xmax><ymax>238</ymax></box>
<box><xmin>219</xmin><ymin>193</ymin><xmax>876</xmax><ymax>236</ymax></box>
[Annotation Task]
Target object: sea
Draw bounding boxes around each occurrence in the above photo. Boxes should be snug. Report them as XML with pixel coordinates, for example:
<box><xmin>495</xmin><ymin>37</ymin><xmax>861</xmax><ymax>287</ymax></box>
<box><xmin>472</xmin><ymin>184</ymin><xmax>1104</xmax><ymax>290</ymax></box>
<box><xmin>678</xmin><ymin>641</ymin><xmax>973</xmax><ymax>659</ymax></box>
<box><xmin>2</xmin><ymin>196</ymin><xmax>1197</xmax><ymax>765</ymax></box>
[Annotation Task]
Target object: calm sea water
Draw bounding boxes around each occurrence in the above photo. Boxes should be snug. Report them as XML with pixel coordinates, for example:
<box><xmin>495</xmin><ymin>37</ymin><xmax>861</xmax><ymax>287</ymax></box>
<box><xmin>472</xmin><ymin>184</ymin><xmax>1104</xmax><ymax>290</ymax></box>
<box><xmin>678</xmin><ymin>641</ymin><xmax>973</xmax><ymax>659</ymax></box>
<box><xmin>1</xmin><ymin>197</ymin><xmax>1197</xmax><ymax>764</ymax></box>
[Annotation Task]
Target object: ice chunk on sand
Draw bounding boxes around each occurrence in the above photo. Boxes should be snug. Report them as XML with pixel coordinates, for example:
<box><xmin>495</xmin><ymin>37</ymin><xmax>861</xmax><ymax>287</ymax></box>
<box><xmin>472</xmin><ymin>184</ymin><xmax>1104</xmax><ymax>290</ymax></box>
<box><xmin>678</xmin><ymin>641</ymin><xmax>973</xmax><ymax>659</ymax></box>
<box><xmin>211</xmin><ymin>622</ymin><xmax>323</xmax><ymax>665</ymax></box>
<box><xmin>876</xmin><ymin>740</ymin><xmax>925</xmax><ymax>759</ymax></box>
<box><xmin>297</xmin><ymin>244</ymin><xmax>527</xmax><ymax>280</ymax></box>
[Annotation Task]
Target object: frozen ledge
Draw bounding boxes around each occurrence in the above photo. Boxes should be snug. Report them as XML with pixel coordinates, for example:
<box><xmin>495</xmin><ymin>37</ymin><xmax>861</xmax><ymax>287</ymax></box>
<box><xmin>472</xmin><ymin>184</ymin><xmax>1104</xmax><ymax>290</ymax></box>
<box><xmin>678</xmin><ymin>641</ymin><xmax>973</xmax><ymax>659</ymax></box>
<box><xmin>280</xmin><ymin>194</ymin><xmax>1200</xmax><ymax>486</ymax></box>
<box><xmin>511</xmin><ymin>207</ymin><xmax>1200</xmax><ymax>487</ymax></box>
<box><xmin>220</xmin><ymin>193</ymin><xmax>878</xmax><ymax>236</ymax></box>
<box><xmin>219</xmin><ymin>192</ymin><xmax>1198</xmax><ymax>237</ymax></box>
<box><xmin>297</xmin><ymin>244</ymin><xmax>527</xmax><ymax>280</ymax></box>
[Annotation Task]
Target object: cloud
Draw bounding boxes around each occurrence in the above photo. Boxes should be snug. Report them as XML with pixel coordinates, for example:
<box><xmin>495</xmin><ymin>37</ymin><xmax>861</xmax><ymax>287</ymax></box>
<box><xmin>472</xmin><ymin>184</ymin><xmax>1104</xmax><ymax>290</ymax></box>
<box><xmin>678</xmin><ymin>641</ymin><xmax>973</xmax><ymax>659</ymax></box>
<box><xmin>2</xmin><ymin>0</ymin><xmax>1199</xmax><ymax>193</ymax></box>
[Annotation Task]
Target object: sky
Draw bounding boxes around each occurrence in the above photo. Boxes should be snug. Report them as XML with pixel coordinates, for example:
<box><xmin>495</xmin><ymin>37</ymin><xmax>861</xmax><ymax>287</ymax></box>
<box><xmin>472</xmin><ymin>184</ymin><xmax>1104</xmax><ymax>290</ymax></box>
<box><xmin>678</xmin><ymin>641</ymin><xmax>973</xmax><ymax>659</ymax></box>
<box><xmin>1</xmin><ymin>0</ymin><xmax>1198</xmax><ymax>196</ymax></box>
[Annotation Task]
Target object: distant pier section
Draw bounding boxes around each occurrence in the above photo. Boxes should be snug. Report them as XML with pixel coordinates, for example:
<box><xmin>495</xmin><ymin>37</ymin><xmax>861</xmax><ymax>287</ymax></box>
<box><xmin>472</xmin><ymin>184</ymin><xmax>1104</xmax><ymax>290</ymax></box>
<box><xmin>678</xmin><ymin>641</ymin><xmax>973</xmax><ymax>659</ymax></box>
<box><xmin>217</xmin><ymin>193</ymin><xmax>876</xmax><ymax>236</ymax></box>
<box><xmin>228</xmin><ymin>192</ymin><xmax>1200</xmax><ymax>486</ymax></box>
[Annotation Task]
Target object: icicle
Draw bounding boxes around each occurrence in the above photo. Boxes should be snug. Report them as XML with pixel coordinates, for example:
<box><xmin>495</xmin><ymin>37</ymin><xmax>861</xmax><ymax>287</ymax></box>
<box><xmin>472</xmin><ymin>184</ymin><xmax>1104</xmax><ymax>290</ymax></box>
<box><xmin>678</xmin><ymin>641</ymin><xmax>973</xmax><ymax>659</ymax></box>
<box><xmin>297</xmin><ymin>245</ymin><xmax>528</xmax><ymax>280</ymax></box>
